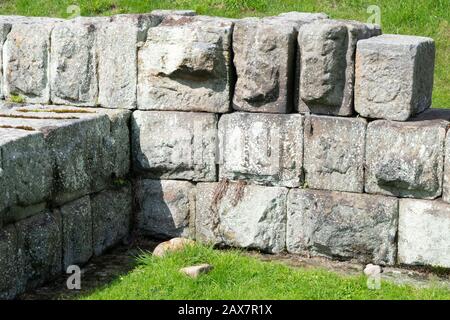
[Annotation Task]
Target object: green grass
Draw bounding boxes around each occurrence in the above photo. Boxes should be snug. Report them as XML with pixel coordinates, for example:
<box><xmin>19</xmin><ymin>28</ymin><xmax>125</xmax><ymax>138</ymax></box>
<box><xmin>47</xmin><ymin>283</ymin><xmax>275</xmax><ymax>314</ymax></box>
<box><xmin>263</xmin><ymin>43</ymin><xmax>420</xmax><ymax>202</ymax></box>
<box><xmin>0</xmin><ymin>0</ymin><xmax>448</xmax><ymax>108</ymax></box>
<box><xmin>81</xmin><ymin>244</ymin><xmax>450</xmax><ymax>300</ymax></box>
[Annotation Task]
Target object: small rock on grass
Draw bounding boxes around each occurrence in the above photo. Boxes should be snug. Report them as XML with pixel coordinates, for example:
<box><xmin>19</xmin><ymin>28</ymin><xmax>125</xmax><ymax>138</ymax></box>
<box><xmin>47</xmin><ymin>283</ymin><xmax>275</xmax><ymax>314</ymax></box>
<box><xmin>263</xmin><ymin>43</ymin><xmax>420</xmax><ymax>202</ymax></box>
<box><xmin>180</xmin><ymin>264</ymin><xmax>213</xmax><ymax>278</ymax></box>
<box><xmin>152</xmin><ymin>237</ymin><xmax>195</xmax><ymax>257</ymax></box>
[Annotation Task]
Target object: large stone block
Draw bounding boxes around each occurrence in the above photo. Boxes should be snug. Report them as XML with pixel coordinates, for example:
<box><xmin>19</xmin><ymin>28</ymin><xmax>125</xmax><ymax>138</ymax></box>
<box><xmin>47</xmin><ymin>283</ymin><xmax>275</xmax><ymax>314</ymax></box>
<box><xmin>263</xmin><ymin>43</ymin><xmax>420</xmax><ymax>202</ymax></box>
<box><xmin>287</xmin><ymin>189</ymin><xmax>398</xmax><ymax>265</ymax></box>
<box><xmin>16</xmin><ymin>211</ymin><xmax>62</xmax><ymax>289</ymax></box>
<box><xmin>90</xmin><ymin>185</ymin><xmax>132</xmax><ymax>256</ymax></box>
<box><xmin>196</xmin><ymin>182</ymin><xmax>288</xmax><ymax>253</ymax></box>
<box><xmin>298</xmin><ymin>20</ymin><xmax>381</xmax><ymax>116</ymax></box>
<box><xmin>399</xmin><ymin>199</ymin><xmax>450</xmax><ymax>268</ymax></box>
<box><xmin>135</xmin><ymin>179</ymin><xmax>195</xmax><ymax>239</ymax></box>
<box><xmin>2</xmin><ymin>18</ymin><xmax>62</xmax><ymax>104</ymax></box>
<box><xmin>137</xmin><ymin>16</ymin><xmax>233</xmax><ymax>113</ymax></box>
<box><xmin>132</xmin><ymin>111</ymin><xmax>218</xmax><ymax>181</ymax></box>
<box><xmin>218</xmin><ymin>113</ymin><xmax>303</xmax><ymax>187</ymax></box>
<box><xmin>57</xmin><ymin>196</ymin><xmax>93</xmax><ymax>269</ymax></box>
<box><xmin>355</xmin><ymin>34</ymin><xmax>435</xmax><ymax>121</ymax></box>
<box><xmin>0</xmin><ymin>19</ymin><xmax>13</xmax><ymax>99</ymax></box>
<box><xmin>0</xmin><ymin>128</ymin><xmax>52</xmax><ymax>220</ymax></box>
<box><xmin>365</xmin><ymin>119</ymin><xmax>446</xmax><ymax>199</ymax></box>
<box><xmin>303</xmin><ymin>115</ymin><xmax>366</xmax><ymax>193</ymax></box>
<box><xmin>0</xmin><ymin>225</ymin><xmax>25</xmax><ymax>299</ymax></box>
<box><xmin>50</xmin><ymin>18</ymin><xmax>101</xmax><ymax>106</ymax></box>
<box><xmin>97</xmin><ymin>14</ymin><xmax>160</xmax><ymax>109</ymax></box>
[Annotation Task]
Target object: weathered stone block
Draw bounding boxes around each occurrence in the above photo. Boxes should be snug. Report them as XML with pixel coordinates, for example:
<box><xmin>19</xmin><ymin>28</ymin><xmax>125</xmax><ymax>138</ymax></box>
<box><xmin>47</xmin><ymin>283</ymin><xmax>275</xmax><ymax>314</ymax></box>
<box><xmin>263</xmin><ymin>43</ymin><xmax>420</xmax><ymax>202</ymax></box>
<box><xmin>303</xmin><ymin>115</ymin><xmax>366</xmax><ymax>193</ymax></box>
<box><xmin>298</xmin><ymin>20</ymin><xmax>381</xmax><ymax>116</ymax></box>
<box><xmin>135</xmin><ymin>179</ymin><xmax>195</xmax><ymax>239</ymax></box>
<box><xmin>3</xmin><ymin>19</ymin><xmax>62</xmax><ymax>104</ymax></box>
<box><xmin>287</xmin><ymin>189</ymin><xmax>398</xmax><ymax>265</ymax></box>
<box><xmin>365</xmin><ymin>119</ymin><xmax>446</xmax><ymax>199</ymax></box>
<box><xmin>98</xmin><ymin>14</ymin><xmax>160</xmax><ymax>109</ymax></box>
<box><xmin>0</xmin><ymin>225</ymin><xmax>25</xmax><ymax>299</ymax></box>
<box><xmin>0</xmin><ymin>128</ymin><xmax>52</xmax><ymax>218</ymax></box>
<box><xmin>355</xmin><ymin>34</ymin><xmax>435</xmax><ymax>121</ymax></box>
<box><xmin>196</xmin><ymin>182</ymin><xmax>287</xmax><ymax>253</ymax></box>
<box><xmin>16</xmin><ymin>211</ymin><xmax>62</xmax><ymax>289</ymax></box>
<box><xmin>50</xmin><ymin>18</ymin><xmax>99</xmax><ymax>106</ymax></box>
<box><xmin>151</xmin><ymin>9</ymin><xmax>197</xmax><ymax>17</ymax></box>
<box><xmin>0</xmin><ymin>20</ymin><xmax>12</xmax><ymax>99</ymax></box>
<box><xmin>58</xmin><ymin>196</ymin><xmax>93</xmax><ymax>269</ymax></box>
<box><xmin>219</xmin><ymin>113</ymin><xmax>303</xmax><ymax>187</ymax></box>
<box><xmin>91</xmin><ymin>185</ymin><xmax>132</xmax><ymax>256</ymax></box>
<box><xmin>399</xmin><ymin>199</ymin><xmax>450</xmax><ymax>268</ymax></box>
<box><xmin>132</xmin><ymin>111</ymin><xmax>218</xmax><ymax>181</ymax></box>
<box><xmin>137</xmin><ymin>17</ymin><xmax>233</xmax><ymax>113</ymax></box>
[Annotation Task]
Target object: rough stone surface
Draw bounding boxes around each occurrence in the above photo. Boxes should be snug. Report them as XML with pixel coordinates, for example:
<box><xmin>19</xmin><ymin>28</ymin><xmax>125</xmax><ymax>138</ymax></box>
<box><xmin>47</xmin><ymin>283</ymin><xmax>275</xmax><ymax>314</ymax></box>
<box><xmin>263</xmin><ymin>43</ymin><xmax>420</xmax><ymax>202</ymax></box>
<box><xmin>196</xmin><ymin>182</ymin><xmax>288</xmax><ymax>253</ymax></box>
<box><xmin>0</xmin><ymin>128</ymin><xmax>52</xmax><ymax>220</ymax></box>
<box><xmin>97</xmin><ymin>14</ymin><xmax>160</xmax><ymax>109</ymax></box>
<box><xmin>0</xmin><ymin>225</ymin><xmax>25</xmax><ymax>299</ymax></box>
<box><xmin>441</xmin><ymin>128</ymin><xmax>450</xmax><ymax>203</ymax></box>
<box><xmin>303</xmin><ymin>115</ymin><xmax>366</xmax><ymax>193</ymax></box>
<box><xmin>3</xmin><ymin>19</ymin><xmax>62</xmax><ymax>103</ymax></box>
<box><xmin>287</xmin><ymin>189</ymin><xmax>398</xmax><ymax>265</ymax></box>
<box><xmin>135</xmin><ymin>179</ymin><xmax>195</xmax><ymax>239</ymax></box>
<box><xmin>180</xmin><ymin>264</ymin><xmax>213</xmax><ymax>278</ymax></box>
<box><xmin>132</xmin><ymin>111</ymin><xmax>218</xmax><ymax>181</ymax></box>
<box><xmin>219</xmin><ymin>113</ymin><xmax>303</xmax><ymax>187</ymax></box>
<box><xmin>58</xmin><ymin>196</ymin><xmax>93</xmax><ymax>269</ymax></box>
<box><xmin>365</xmin><ymin>119</ymin><xmax>446</xmax><ymax>199</ymax></box>
<box><xmin>0</xmin><ymin>19</ymin><xmax>13</xmax><ymax>99</ymax></box>
<box><xmin>137</xmin><ymin>16</ymin><xmax>233</xmax><ymax>113</ymax></box>
<box><xmin>50</xmin><ymin>18</ymin><xmax>99</xmax><ymax>106</ymax></box>
<box><xmin>355</xmin><ymin>34</ymin><xmax>435</xmax><ymax>121</ymax></box>
<box><xmin>399</xmin><ymin>199</ymin><xmax>450</xmax><ymax>268</ymax></box>
<box><xmin>151</xmin><ymin>10</ymin><xmax>197</xmax><ymax>17</ymax></box>
<box><xmin>90</xmin><ymin>185</ymin><xmax>132</xmax><ymax>256</ymax></box>
<box><xmin>153</xmin><ymin>237</ymin><xmax>195</xmax><ymax>257</ymax></box>
<box><xmin>298</xmin><ymin>20</ymin><xmax>381</xmax><ymax>116</ymax></box>
<box><xmin>16</xmin><ymin>211</ymin><xmax>62</xmax><ymax>289</ymax></box>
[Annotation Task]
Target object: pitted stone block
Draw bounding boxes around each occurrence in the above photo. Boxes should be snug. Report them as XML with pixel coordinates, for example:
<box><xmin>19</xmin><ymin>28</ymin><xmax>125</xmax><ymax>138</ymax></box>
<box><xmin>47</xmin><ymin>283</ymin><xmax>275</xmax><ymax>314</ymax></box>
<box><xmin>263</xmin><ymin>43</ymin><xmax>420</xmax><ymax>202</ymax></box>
<box><xmin>287</xmin><ymin>189</ymin><xmax>398</xmax><ymax>265</ymax></box>
<box><xmin>132</xmin><ymin>111</ymin><xmax>218</xmax><ymax>181</ymax></box>
<box><xmin>365</xmin><ymin>119</ymin><xmax>446</xmax><ymax>199</ymax></box>
<box><xmin>304</xmin><ymin>115</ymin><xmax>366</xmax><ymax>193</ymax></box>
<box><xmin>50</xmin><ymin>18</ymin><xmax>101</xmax><ymax>106</ymax></box>
<box><xmin>219</xmin><ymin>113</ymin><xmax>303</xmax><ymax>187</ymax></box>
<box><xmin>97</xmin><ymin>14</ymin><xmax>160</xmax><ymax>109</ymax></box>
<box><xmin>16</xmin><ymin>211</ymin><xmax>62</xmax><ymax>289</ymax></box>
<box><xmin>355</xmin><ymin>34</ymin><xmax>435</xmax><ymax>121</ymax></box>
<box><xmin>91</xmin><ymin>184</ymin><xmax>132</xmax><ymax>256</ymax></box>
<box><xmin>298</xmin><ymin>20</ymin><xmax>381</xmax><ymax>116</ymax></box>
<box><xmin>3</xmin><ymin>18</ymin><xmax>62</xmax><ymax>104</ymax></box>
<box><xmin>0</xmin><ymin>225</ymin><xmax>25</xmax><ymax>299</ymax></box>
<box><xmin>135</xmin><ymin>179</ymin><xmax>195</xmax><ymax>239</ymax></box>
<box><xmin>399</xmin><ymin>199</ymin><xmax>450</xmax><ymax>268</ymax></box>
<box><xmin>137</xmin><ymin>17</ymin><xmax>233</xmax><ymax>113</ymax></box>
<box><xmin>196</xmin><ymin>182</ymin><xmax>288</xmax><ymax>253</ymax></box>
<box><xmin>57</xmin><ymin>196</ymin><xmax>93</xmax><ymax>269</ymax></box>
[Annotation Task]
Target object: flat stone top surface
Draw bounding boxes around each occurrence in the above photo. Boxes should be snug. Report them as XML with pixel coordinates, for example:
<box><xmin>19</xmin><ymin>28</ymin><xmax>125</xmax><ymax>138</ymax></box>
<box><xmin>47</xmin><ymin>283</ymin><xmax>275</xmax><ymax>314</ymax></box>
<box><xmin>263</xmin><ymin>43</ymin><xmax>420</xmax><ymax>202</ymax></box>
<box><xmin>358</xmin><ymin>33</ymin><xmax>434</xmax><ymax>46</ymax></box>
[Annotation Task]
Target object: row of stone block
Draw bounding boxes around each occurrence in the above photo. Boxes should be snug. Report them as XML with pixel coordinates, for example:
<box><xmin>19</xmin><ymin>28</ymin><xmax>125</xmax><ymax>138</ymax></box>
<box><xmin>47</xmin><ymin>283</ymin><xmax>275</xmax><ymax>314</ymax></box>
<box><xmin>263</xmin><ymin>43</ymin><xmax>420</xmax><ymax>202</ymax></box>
<box><xmin>0</xmin><ymin>12</ymin><xmax>434</xmax><ymax>120</ymax></box>
<box><xmin>131</xmin><ymin>109</ymin><xmax>450</xmax><ymax>201</ymax></box>
<box><xmin>135</xmin><ymin>179</ymin><xmax>450</xmax><ymax>269</ymax></box>
<box><xmin>0</xmin><ymin>103</ymin><xmax>130</xmax><ymax>224</ymax></box>
<box><xmin>0</xmin><ymin>185</ymin><xmax>132</xmax><ymax>299</ymax></box>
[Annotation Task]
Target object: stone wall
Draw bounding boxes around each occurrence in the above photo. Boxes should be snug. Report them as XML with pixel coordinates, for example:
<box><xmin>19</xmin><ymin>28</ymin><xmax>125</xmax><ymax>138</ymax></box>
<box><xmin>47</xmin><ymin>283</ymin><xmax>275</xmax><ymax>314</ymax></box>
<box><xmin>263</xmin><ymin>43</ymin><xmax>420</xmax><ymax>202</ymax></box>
<box><xmin>0</xmin><ymin>10</ymin><xmax>448</xmax><ymax>299</ymax></box>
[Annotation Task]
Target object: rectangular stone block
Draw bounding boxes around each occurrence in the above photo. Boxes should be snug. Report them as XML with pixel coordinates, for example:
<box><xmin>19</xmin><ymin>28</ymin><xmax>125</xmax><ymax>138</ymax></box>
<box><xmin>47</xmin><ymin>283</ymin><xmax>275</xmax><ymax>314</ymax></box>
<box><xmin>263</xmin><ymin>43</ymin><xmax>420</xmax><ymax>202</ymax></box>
<box><xmin>355</xmin><ymin>34</ymin><xmax>435</xmax><ymax>121</ymax></box>
<box><xmin>0</xmin><ymin>128</ymin><xmax>52</xmax><ymax>219</ymax></box>
<box><xmin>303</xmin><ymin>115</ymin><xmax>366</xmax><ymax>193</ymax></box>
<box><xmin>3</xmin><ymin>18</ymin><xmax>62</xmax><ymax>104</ymax></box>
<box><xmin>132</xmin><ymin>111</ymin><xmax>218</xmax><ymax>181</ymax></box>
<box><xmin>219</xmin><ymin>113</ymin><xmax>303</xmax><ymax>187</ymax></box>
<box><xmin>399</xmin><ymin>199</ymin><xmax>450</xmax><ymax>268</ymax></box>
<box><xmin>98</xmin><ymin>14</ymin><xmax>160</xmax><ymax>109</ymax></box>
<box><xmin>196</xmin><ymin>182</ymin><xmax>288</xmax><ymax>253</ymax></box>
<box><xmin>365</xmin><ymin>119</ymin><xmax>446</xmax><ymax>199</ymax></box>
<box><xmin>0</xmin><ymin>225</ymin><xmax>25</xmax><ymax>299</ymax></box>
<box><xmin>50</xmin><ymin>18</ymin><xmax>101</xmax><ymax>106</ymax></box>
<box><xmin>90</xmin><ymin>184</ymin><xmax>132</xmax><ymax>256</ymax></box>
<box><xmin>298</xmin><ymin>20</ymin><xmax>381</xmax><ymax>116</ymax></box>
<box><xmin>287</xmin><ymin>189</ymin><xmax>398</xmax><ymax>265</ymax></box>
<box><xmin>137</xmin><ymin>16</ymin><xmax>233</xmax><ymax>113</ymax></box>
<box><xmin>135</xmin><ymin>179</ymin><xmax>195</xmax><ymax>239</ymax></box>
<box><xmin>57</xmin><ymin>196</ymin><xmax>93</xmax><ymax>269</ymax></box>
<box><xmin>16</xmin><ymin>211</ymin><xmax>62</xmax><ymax>289</ymax></box>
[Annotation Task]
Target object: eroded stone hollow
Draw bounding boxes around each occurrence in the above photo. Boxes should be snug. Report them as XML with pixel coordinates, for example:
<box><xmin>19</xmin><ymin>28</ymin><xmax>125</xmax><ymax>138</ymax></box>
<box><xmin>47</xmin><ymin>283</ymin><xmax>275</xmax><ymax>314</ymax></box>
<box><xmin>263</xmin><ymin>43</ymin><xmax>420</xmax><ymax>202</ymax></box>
<box><xmin>0</xmin><ymin>10</ymin><xmax>447</xmax><ymax>299</ymax></box>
